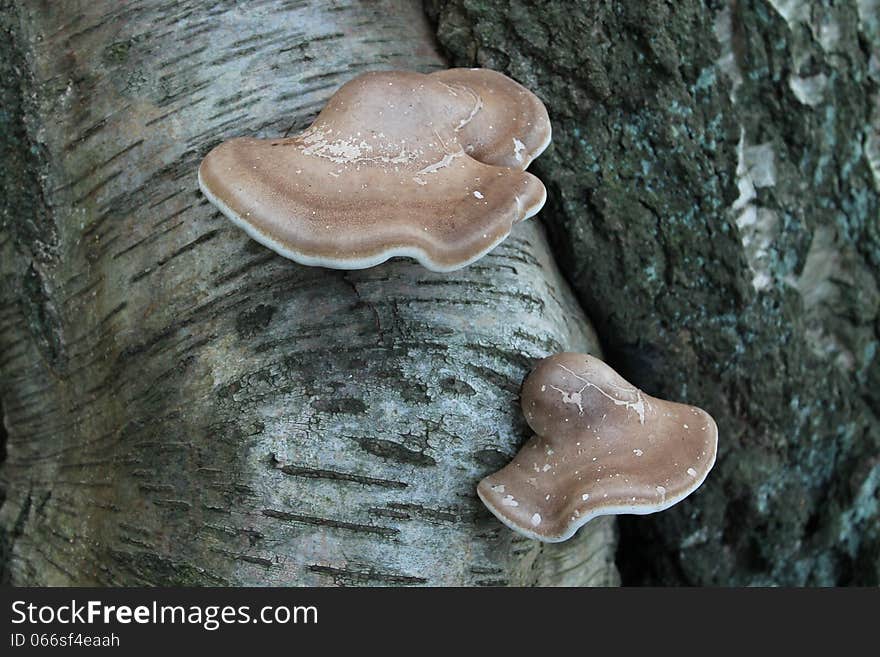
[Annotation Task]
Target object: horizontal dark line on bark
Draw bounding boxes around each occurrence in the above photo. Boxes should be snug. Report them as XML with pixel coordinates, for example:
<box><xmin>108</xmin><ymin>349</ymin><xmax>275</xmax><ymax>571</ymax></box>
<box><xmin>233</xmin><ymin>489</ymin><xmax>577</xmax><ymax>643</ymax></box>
<box><xmin>207</xmin><ymin>98</ymin><xmax>270</xmax><ymax>122</ymax></box>
<box><xmin>213</xmin><ymin>83</ymin><xmax>273</xmax><ymax>109</ymax></box>
<box><xmin>470</xmin><ymin>565</ymin><xmax>504</xmax><ymax>575</ymax></box>
<box><xmin>307</xmin><ymin>564</ymin><xmax>427</xmax><ymax>585</ymax></box>
<box><xmin>178</xmin><ymin>23</ymin><xmax>213</xmax><ymax>42</ymax></box>
<box><xmin>130</xmin><ymin>228</ymin><xmax>222</xmax><ymax>282</ymax></box>
<box><xmin>384</xmin><ymin>502</ymin><xmax>464</xmax><ymax>523</ymax></box>
<box><xmin>118</xmin><ymin>521</ymin><xmax>153</xmax><ymax>537</ymax></box>
<box><xmin>299</xmin><ymin>67</ymin><xmax>351</xmax><ymax>85</ymax></box>
<box><xmin>64</xmin><ymin>301</ymin><xmax>127</xmax><ymax>350</ymax></box>
<box><xmin>55</xmin><ymin>458</ymin><xmax>117</xmax><ymax>470</ymax></box>
<box><xmin>80</xmin><ymin>209</ymin><xmax>112</xmax><ymax>241</ymax></box>
<box><xmin>156</xmin><ymin>79</ymin><xmax>212</xmax><ymax>109</ymax></box>
<box><xmin>551</xmin><ymin>542</ymin><xmax>614</xmax><ymax>580</ymax></box>
<box><xmin>52</xmin><ymin>140</ymin><xmax>145</xmax><ymax>194</ymax></box>
<box><xmin>237</xmin><ymin>554</ymin><xmax>274</xmax><ymax>568</ymax></box>
<box><xmin>369</xmin><ymin>507</ymin><xmax>409</xmax><ymax>520</ymax></box>
<box><xmin>8</xmin><ymin>479</ymin><xmax>114</xmax><ymax>489</ymax></box>
<box><xmin>213</xmin><ymin>251</ymin><xmax>278</xmax><ymax>286</ymax></box>
<box><xmin>349</xmin><ymin>435</ymin><xmax>437</xmax><ymax>467</ymax></box>
<box><xmin>62</xmin><ymin>108</ymin><xmax>120</xmax><ymax>153</ymax></box>
<box><xmin>261</xmin><ymin>509</ymin><xmax>398</xmax><ymax>537</ymax></box>
<box><xmin>159</xmin><ymin>45</ymin><xmax>209</xmax><ymax>70</ymax></box>
<box><xmin>112</xmin><ymin>218</ymin><xmax>186</xmax><ymax>259</ymax></box>
<box><xmin>151</xmin><ymin>499</ymin><xmax>192</xmax><ymax>511</ymax></box>
<box><xmin>149</xmin><ymin>189</ymin><xmax>185</xmax><ymax>209</ymax></box>
<box><xmin>32</xmin><ymin>544</ymin><xmax>78</xmax><ymax>582</ymax></box>
<box><xmin>118</xmin><ymin>535</ymin><xmax>155</xmax><ymax>550</ymax></box>
<box><xmin>144</xmin><ymin>96</ymin><xmax>208</xmax><ymax>127</ymax></box>
<box><xmin>90</xmin><ymin>234</ymin><xmax>123</xmax><ymax>263</ymax></box>
<box><xmin>485</xmin><ymin>248</ymin><xmax>542</xmax><ymax>269</ymax></box>
<box><xmin>138</xmin><ymin>483</ymin><xmax>176</xmax><ymax>493</ymax></box>
<box><xmin>186</xmin><ymin>112</ymin><xmax>251</xmax><ymax>146</ymax></box>
<box><xmin>276</xmin><ymin>463</ymin><xmax>408</xmax><ymax>489</ymax></box>
<box><xmin>1</xmin><ymin>385</ymin><xmax>58</xmax><ymax>416</ymax></box>
<box><xmin>274</xmin><ymin>80</ymin><xmax>340</xmax><ymax>103</ymax></box>
<box><xmin>61</xmin><ymin>275</ymin><xmax>104</xmax><ymax>306</ymax></box>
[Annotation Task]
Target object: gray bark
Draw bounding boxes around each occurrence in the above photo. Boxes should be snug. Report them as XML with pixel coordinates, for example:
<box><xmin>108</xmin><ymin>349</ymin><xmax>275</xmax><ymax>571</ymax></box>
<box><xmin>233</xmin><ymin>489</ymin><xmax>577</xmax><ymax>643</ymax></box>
<box><xmin>429</xmin><ymin>0</ymin><xmax>879</xmax><ymax>585</ymax></box>
<box><xmin>0</xmin><ymin>1</ymin><xmax>618</xmax><ymax>586</ymax></box>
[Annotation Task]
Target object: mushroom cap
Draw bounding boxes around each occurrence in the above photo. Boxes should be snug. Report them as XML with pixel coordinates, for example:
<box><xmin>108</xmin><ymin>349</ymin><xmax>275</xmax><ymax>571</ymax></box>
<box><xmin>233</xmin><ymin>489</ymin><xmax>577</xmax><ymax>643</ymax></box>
<box><xmin>477</xmin><ymin>353</ymin><xmax>718</xmax><ymax>542</ymax></box>
<box><xmin>431</xmin><ymin>68</ymin><xmax>551</xmax><ymax>168</ymax></box>
<box><xmin>198</xmin><ymin>69</ymin><xmax>550</xmax><ymax>272</ymax></box>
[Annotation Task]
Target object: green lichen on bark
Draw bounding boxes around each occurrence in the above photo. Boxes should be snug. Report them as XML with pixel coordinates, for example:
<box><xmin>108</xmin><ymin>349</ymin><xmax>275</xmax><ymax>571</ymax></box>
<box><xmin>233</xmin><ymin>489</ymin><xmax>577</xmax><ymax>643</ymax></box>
<box><xmin>429</xmin><ymin>0</ymin><xmax>879</xmax><ymax>584</ymax></box>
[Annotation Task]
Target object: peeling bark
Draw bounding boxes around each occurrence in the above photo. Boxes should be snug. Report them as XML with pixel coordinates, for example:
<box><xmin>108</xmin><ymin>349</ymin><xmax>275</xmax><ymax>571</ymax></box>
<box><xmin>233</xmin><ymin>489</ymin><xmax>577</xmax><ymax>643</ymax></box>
<box><xmin>0</xmin><ymin>1</ymin><xmax>618</xmax><ymax>586</ymax></box>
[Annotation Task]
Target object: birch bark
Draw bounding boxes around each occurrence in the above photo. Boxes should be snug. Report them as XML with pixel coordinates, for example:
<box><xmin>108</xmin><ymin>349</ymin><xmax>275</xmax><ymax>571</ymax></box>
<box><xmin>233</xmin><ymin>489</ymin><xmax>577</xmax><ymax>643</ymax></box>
<box><xmin>0</xmin><ymin>0</ymin><xmax>617</xmax><ymax>586</ymax></box>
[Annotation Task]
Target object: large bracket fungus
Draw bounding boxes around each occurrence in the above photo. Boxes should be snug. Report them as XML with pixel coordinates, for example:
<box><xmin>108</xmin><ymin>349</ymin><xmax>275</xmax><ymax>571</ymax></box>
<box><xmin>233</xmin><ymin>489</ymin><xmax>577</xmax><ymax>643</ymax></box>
<box><xmin>478</xmin><ymin>353</ymin><xmax>718</xmax><ymax>542</ymax></box>
<box><xmin>198</xmin><ymin>69</ymin><xmax>551</xmax><ymax>271</ymax></box>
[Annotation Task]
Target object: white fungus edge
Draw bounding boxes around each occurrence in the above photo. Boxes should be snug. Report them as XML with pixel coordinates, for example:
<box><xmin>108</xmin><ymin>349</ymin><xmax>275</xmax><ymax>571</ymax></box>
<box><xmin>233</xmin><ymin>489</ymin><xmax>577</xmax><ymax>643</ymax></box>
<box><xmin>198</xmin><ymin>168</ymin><xmax>547</xmax><ymax>273</ymax></box>
<box><xmin>476</xmin><ymin>419</ymin><xmax>718</xmax><ymax>543</ymax></box>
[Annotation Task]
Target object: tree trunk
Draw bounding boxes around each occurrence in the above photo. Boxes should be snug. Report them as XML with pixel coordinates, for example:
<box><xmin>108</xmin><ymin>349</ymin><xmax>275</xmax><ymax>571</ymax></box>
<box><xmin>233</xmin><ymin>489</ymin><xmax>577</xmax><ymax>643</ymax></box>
<box><xmin>0</xmin><ymin>0</ymin><xmax>618</xmax><ymax>586</ymax></box>
<box><xmin>429</xmin><ymin>0</ymin><xmax>879</xmax><ymax>585</ymax></box>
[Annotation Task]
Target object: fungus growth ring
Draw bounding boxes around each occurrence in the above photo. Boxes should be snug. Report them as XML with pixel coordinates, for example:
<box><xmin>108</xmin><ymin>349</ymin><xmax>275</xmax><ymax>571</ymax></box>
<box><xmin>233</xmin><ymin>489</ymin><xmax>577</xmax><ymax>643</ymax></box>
<box><xmin>198</xmin><ymin>68</ymin><xmax>552</xmax><ymax>272</ymax></box>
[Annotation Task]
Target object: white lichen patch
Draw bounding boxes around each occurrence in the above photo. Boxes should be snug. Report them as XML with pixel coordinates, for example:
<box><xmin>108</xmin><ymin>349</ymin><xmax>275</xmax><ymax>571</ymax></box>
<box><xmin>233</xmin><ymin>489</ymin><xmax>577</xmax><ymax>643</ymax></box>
<box><xmin>501</xmin><ymin>495</ymin><xmax>519</xmax><ymax>507</ymax></box>
<box><xmin>733</xmin><ymin>132</ymin><xmax>780</xmax><ymax>292</ymax></box>
<box><xmin>741</xmin><ymin>142</ymin><xmax>777</xmax><ymax>188</ymax></box>
<box><xmin>814</xmin><ymin>13</ymin><xmax>841</xmax><ymax>53</ymax></box>
<box><xmin>789</xmin><ymin>74</ymin><xmax>828</xmax><ymax>107</ymax></box>
<box><xmin>767</xmin><ymin>0</ymin><xmax>810</xmax><ymax>27</ymax></box>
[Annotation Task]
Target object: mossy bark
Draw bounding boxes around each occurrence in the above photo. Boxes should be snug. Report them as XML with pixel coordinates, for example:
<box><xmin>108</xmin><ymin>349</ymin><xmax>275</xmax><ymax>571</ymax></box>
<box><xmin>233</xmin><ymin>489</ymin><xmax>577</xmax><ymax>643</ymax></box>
<box><xmin>0</xmin><ymin>1</ymin><xmax>618</xmax><ymax>586</ymax></box>
<box><xmin>429</xmin><ymin>0</ymin><xmax>879</xmax><ymax>584</ymax></box>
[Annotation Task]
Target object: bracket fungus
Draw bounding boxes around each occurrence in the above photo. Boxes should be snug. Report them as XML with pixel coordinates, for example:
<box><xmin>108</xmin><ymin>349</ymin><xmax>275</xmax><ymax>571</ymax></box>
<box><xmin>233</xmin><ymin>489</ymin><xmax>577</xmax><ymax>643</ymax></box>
<box><xmin>198</xmin><ymin>68</ymin><xmax>551</xmax><ymax>272</ymax></box>
<box><xmin>477</xmin><ymin>353</ymin><xmax>718</xmax><ymax>542</ymax></box>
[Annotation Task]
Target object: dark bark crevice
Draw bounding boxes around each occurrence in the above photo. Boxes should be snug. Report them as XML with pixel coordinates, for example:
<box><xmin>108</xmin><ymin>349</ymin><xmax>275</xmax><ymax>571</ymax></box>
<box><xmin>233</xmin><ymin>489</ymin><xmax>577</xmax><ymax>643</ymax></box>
<box><xmin>428</xmin><ymin>0</ymin><xmax>879</xmax><ymax>585</ymax></box>
<box><xmin>0</xmin><ymin>1</ymin><xmax>57</xmax><ymax>264</ymax></box>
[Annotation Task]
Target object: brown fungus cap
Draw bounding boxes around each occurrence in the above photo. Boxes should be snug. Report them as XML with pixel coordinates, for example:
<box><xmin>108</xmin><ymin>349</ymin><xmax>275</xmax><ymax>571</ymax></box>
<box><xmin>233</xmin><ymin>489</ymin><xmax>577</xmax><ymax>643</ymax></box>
<box><xmin>477</xmin><ymin>353</ymin><xmax>718</xmax><ymax>542</ymax></box>
<box><xmin>198</xmin><ymin>69</ymin><xmax>551</xmax><ymax>272</ymax></box>
<box><xmin>431</xmin><ymin>68</ymin><xmax>551</xmax><ymax>168</ymax></box>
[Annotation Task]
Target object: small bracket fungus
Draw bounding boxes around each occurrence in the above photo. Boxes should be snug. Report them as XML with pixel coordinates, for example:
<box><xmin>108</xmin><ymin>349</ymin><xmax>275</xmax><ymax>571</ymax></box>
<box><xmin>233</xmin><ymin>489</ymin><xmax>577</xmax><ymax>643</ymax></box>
<box><xmin>198</xmin><ymin>69</ymin><xmax>551</xmax><ymax>272</ymax></box>
<box><xmin>477</xmin><ymin>353</ymin><xmax>718</xmax><ymax>542</ymax></box>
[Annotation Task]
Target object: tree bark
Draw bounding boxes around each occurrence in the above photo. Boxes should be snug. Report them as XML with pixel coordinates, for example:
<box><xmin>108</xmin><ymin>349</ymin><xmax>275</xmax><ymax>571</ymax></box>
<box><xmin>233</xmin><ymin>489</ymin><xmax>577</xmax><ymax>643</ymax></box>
<box><xmin>0</xmin><ymin>1</ymin><xmax>618</xmax><ymax>586</ymax></box>
<box><xmin>429</xmin><ymin>0</ymin><xmax>880</xmax><ymax>585</ymax></box>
